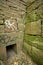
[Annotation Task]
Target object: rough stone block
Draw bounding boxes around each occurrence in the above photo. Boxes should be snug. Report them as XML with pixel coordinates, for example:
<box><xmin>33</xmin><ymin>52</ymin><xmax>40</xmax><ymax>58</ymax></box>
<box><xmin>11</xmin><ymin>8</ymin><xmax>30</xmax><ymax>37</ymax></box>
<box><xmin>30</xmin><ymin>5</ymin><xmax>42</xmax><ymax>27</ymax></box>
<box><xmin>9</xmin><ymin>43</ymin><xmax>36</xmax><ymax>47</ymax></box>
<box><xmin>18</xmin><ymin>23</ymin><xmax>25</xmax><ymax>31</ymax></box>
<box><xmin>16</xmin><ymin>31</ymin><xmax>24</xmax><ymax>52</ymax></box>
<box><xmin>0</xmin><ymin>32</ymin><xmax>17</xmax><ymax>46</ymax></box>
<box><xmin>0</xmin><ymin>46</ymin><xmax>7</xmax><ymax>60</ymax></box>
<box><xmin>25</xmin><ymin>20</ymin><xmax>41</xmax><ymax>35</ymax></box>
<box><xmin>23</xmin><ymin>42</ymin><xmax>43</xmax><ymax>65</ymax></box>
<box><xmin>4</xmin><ymin>20</ymin><xmax>18</xmax><ymax>33</ymax></box>
<box><xmin>25</xmin><ymin>34</ymin><xmax>43</xmax><ymax>50</ymax></box>
<box><xmin>23</xmin><ymin>42</ymin><xmax>32</xmax><ymax>56</ymax></box>
<box><xmin>37</xmin><ymin>42</ymin><xmax>43</xmax><ymax>50</ymax></box>
<box><xmin>17</xmin><ymin>31</ymin><xmax>24</xmax><ymax>39</ymax></box>
<box><xmin>31</xmin><ymin>20</ymin><xmax>41</xmax><ymax>35</ymax></box>
<box><xmin>42</xmin><ymin>22</ymin><xmax>43</xmax><ymax>37</ymax></box>
<box><xmin>42</xmin><ymin>33</ymin><xmax>43</xmax><ymax>37</ymax></box>
<box><xmin>25</xmin><ymin>23</ymin><xmax>31</xmax><ymax>34</ymax></box>
<box><xmin>27</xmin><ymin>0</ymin><xmax>35</xmax><ymax>6</ymax></box>
<box><xmin>27</xmin><ymin>0</ymin><xmax>42</xmax><ymax>12</ymax></box>
<box><xmin>0</xmin><ymin>19</ymin><xmax>3</xmax><ymax>24</ymax></box>
<box><xmin>5</xmin><ymin>27</ymin><xmax>12</xmax><ymax>33</ymax></box>
<box><xmin>31</xmin><ymin>46</ymin><xmax>43</xmax><ymax>65</ymax></box>
<box><xmin>4</xmin><ymin>32</ymin><xmax>17</xmax><ymax>45</ymax></box>
<box><xmin>16</xmin><ymin>38</ymin><xmax>23</xmax><ymax>53</ymax></box>
<box><xmin>0</xmin><ymin>25</ymin><xmax>4</xmax><ymax>33</ymax></box>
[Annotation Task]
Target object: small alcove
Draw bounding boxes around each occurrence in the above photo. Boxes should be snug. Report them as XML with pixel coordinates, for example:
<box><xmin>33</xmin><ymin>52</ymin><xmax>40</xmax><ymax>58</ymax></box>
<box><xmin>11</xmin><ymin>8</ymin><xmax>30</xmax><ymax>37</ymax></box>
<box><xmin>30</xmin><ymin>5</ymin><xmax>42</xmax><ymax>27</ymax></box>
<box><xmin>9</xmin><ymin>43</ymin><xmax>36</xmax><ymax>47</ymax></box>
<box><xmin>6</xmin><ymin>44</ymin><xmax>17</xmax><ymax>58</ymax></box>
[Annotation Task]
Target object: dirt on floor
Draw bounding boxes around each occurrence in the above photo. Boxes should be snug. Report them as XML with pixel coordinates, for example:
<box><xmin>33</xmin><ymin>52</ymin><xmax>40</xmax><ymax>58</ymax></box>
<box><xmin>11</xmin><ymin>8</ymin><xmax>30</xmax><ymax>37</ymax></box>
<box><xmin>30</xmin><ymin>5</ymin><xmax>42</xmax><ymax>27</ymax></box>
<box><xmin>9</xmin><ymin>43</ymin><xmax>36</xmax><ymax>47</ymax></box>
<box><xmin>3</xmin><ymin>50</ymin><xmax>37</xmax><ymax>65</ymax></box>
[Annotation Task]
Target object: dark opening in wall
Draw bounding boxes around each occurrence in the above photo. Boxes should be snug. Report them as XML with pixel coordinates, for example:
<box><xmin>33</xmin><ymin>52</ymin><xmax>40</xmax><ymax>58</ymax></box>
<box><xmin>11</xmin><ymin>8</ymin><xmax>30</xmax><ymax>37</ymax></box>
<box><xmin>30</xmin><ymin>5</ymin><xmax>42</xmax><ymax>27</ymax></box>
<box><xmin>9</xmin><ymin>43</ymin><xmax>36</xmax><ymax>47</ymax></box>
<box><xmin>6</xmin><ymin>44</ymin><xmax>17</xmax><ymax>58</ymax></box>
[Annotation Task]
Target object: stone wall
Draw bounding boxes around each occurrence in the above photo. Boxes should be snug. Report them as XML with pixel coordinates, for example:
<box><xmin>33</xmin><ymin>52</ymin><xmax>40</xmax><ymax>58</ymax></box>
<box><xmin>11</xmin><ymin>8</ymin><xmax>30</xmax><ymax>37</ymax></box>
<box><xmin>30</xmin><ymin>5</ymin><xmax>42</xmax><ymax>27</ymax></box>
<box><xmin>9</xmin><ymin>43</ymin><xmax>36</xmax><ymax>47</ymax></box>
<box><xmin>0</xmin><ymin>0</ymin><xmax>26</xmax><ymax>60</ymax></box>
<box><xmin>0</xmin><ymin>0</ymin><xmax>43</xmax><ymax>65</ymax></box>
<box><xmin>23</xmin><ymin>0</ymin><xmax>43</xmax><ymax>65</ymax></box>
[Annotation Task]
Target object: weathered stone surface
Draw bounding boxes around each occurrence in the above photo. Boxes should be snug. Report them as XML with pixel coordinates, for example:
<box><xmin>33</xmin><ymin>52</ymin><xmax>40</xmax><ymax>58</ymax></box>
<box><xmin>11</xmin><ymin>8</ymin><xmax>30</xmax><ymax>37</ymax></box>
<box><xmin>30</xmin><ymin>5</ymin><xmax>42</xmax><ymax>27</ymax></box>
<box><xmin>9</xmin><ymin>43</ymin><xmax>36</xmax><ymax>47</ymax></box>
<box><xmin>31</xmin><ymin>46</ymin><xmax>43</xmax><ymax>65</ymax></box>
<box><xmin>0</xmin><ymin>25</ymin><xmax>4</xmax><ymax>33</ymax></box>
<box><xmin>0</xmin><ymin>46</ymin><xmax>7</xmax><ymax>60</ymax></box>
<box><xmin>0</xmin><ymin>19</ymin><xmax>3</xmax><ymax>24</ymax></box>
<box><xmin>26</xmin><ymin>0</ymin><xmax>35</xmax><ymax>5</ymax></box>
<box><xmin>42</xmin><ymin>21</ymin><xmax>43</xmax><ymax>37</ymax></box>
<box><xmin>23</xmin><ymin>42</ymin><xmax>43</xmax><ymax>65</ymax></box>
<box><xmin>17</xmin><ymin>31</ymin><xmax>24</xmax><ymax>39</ymax></box>
<box><xmin>16</xmin><ymin>31</ymin><xmax>24</xmax><ymax>53</ymax></box>
<box><xmin>24</xmin><ymin>34</ymin><xmax>43</xmax><ymax>50</ymax></box>
<box><xmin>0</xmin><ymin>0</ymin><xmax>26</xmax><ymax>19</ymax></box>
<box><xmin>0</xmin><ymin>32</ymin><xmax>17</xmax><ymax>45</ymax></box>
<box><xmin>18</xmin><ymin>23</ymin><xmax>25</xmax><ymax>31</ymax></box>
<box><xmin>24</xmin><ymin>0</ymin><xmax>43</xmax><ymax>65</ymax></box>
<box><xmin>25</xmin><ymin>23</ymin><xmax>31</xmax><ymax>34</ymax></box>
<box><xmin>23</xmin><ymin>42</ymin><xmax>32</xmax><ymax>56</ymax></box>
<box><xmin>27</xmin><ymin>0</ymin><xmax>42</xmax><ymax>13</ymax></box>
<box><xmin>0</xmin><ymin>60</ymin><xmax>4</xmax><ymax>65</ymax></box>
<box><xmin>25</xmin><ymin>20</ymin><xmax>41</xmax><ymax>35</ymax></box>
<box><xmin>0</xmin><ymin>0</ymin><xmax>43</xmax><ymax>65</ymax></box>
<box><xmin>30</xmin><ymin>20</ymin><xmax>41</xmax><ymax>35</ymax></box>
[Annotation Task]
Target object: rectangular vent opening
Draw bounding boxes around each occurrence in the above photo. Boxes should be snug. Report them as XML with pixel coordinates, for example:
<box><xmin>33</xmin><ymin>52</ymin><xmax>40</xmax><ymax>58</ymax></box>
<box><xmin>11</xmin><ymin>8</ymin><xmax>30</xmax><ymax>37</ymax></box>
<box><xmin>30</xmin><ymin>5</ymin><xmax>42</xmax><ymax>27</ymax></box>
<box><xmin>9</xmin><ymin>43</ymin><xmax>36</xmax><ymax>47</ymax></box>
<box><xmin>6</xmin><ymin>44</ymin><xmax>17</xmax><ymax>59</ymax></box>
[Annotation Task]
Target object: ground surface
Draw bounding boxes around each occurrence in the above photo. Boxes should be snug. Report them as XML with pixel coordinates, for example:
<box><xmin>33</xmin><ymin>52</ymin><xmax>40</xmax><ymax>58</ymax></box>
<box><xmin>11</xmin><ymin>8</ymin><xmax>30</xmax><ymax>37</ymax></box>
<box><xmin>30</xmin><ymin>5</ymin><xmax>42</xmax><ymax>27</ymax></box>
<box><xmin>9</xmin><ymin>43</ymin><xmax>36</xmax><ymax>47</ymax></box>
<box><xmin>5</xmin><ymin>51</ymin><xmax>37</xmax><ymax>65</ymax></box>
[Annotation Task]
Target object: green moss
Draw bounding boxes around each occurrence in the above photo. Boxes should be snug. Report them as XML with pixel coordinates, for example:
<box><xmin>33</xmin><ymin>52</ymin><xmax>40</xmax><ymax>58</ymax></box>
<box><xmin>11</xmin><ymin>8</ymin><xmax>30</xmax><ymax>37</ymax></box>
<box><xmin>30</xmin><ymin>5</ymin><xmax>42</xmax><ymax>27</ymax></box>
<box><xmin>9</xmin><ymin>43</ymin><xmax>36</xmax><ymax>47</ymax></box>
<box><xmin>24</xmin><ymin>34</ymin><xmax>43</xmax><ymax>50</ymax></box>
<box><xmin>0</xmin><ymin>19</ymin><xmax>3</xmax><ymax>24</ymax></box>
<box><xmin>24</xmin><ymin>15</ymin><xmax>32</xmax><ymax>24</ymax></box>
<box><xmin>24</xmin><ymin>11</ymin><xmax>40</xmax><ymax>24</ymax></box>
<box><xmin>31</xmin><ymin>46</ymin><xmax>43</xmax><ymax>65</ymax></box>
<box><xmin>39</xmin><ymin>13</ymin><xmax>43</xmax><ymax>19</ymax></box>
<box><xmin>23</xmin><ymin>42</ymin><xmax>43</xmax><ymax>65</ymax></box>
<box><xmin>24</xmin><ymin>34</ymin><xmax>43</xmax><ymax>42</ymax></box>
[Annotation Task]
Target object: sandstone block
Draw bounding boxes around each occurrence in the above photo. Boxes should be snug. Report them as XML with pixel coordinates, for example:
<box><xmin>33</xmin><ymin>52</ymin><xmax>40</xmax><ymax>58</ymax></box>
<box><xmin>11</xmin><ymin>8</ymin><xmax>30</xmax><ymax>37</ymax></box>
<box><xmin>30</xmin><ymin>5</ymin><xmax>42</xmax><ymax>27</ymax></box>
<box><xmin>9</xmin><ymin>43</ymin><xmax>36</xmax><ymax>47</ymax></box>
<box><xmin>17</xmin><ymin>31</ymin><xmax>24</xmax><ymax>39</ymax></box>
<box><xmin>25</xmin><ymin>20</ymin><xmax>41</xmax><ymax>35</ymax></box>
<box><xmin>31</xmin><ymin>46</ymin><xmax>43</xmax><ymax>65</ymax></box>
<box><xmin>0</xmin><ymin>25</ymin><xmax>4</xmax><ymax>33</ymax></box>
<box><xmin>42</xmin><ymin>22</ymin><xmax>43</xmax><ymax>37</ymax></box>
<box><xmin>18</xmin><ymin>23</ymin><xmax>25</xmax><ymax>31</ymax></box>
<box><xmin>0</xmin><ymin>19</ymin><xmax>3</xmax><ymax>24</ymax></box>
<box><xmin>0</xmin><ymin>46</ymin><xmax>7</xmax><ymax>60</ymax></box>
